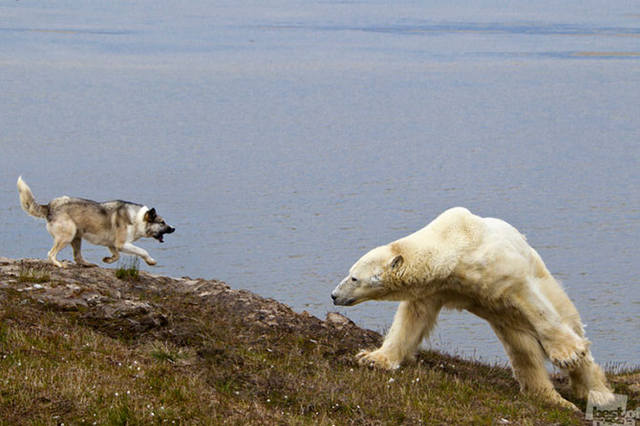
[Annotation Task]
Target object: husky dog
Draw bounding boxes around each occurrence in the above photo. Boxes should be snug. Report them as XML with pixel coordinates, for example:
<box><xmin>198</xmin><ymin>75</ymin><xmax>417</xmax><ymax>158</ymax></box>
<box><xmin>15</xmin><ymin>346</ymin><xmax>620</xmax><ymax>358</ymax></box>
<box><xmin>17</xmin><ymin>176</ymin><xmax>175</xmax><ymax>268</ymax></box>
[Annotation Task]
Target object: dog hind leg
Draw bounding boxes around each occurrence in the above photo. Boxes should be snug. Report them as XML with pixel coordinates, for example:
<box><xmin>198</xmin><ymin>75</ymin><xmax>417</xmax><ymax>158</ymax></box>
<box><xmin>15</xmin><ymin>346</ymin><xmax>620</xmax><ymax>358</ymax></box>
<box><xmin>46</xmin><ymin>220</ymin><xmax>75</xmax><ymax>268</ymax></box>
<box><xmin>71</xmin><ymin>237</ymin><xmax>96</xmax><ymax>267</ymax></box>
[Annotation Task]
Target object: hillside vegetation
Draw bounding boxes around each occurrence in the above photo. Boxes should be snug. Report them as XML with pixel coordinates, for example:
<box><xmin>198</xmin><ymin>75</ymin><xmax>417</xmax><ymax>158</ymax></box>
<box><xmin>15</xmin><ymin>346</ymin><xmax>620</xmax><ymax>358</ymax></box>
<box><xmin>0</xmin><ymin>258</ymin><xmax>637</xmax><ymax>425</ymax></box>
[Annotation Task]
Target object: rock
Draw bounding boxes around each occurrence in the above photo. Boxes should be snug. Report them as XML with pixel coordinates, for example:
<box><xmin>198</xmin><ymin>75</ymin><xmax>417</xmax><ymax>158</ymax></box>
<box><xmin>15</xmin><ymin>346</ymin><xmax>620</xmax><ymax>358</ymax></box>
<box><xmin>325</xmin><ymin>312</ymin><xmax>355</xmax><ymax>329</ymax></box>
<box><xmin>0</xmin><ymin>257</ymin><xmax>381</xmax><ymax>351</ymax></box>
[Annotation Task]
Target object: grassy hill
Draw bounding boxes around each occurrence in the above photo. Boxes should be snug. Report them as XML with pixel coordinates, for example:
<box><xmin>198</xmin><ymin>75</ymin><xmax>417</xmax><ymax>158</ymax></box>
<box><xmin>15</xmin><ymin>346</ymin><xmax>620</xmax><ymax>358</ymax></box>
<box><xmin>0</xmin><ymin>258</ymin><xmax>637</xmax><ymax>425</ymax></box>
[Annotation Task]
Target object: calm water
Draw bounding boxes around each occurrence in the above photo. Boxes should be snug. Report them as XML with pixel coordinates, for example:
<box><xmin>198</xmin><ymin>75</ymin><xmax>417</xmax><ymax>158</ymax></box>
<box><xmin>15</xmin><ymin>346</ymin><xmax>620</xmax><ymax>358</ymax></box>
<box><xmin>1</xmin><ymin>1</ymin><xmax>638</xmax><ymax>366</ymax></box>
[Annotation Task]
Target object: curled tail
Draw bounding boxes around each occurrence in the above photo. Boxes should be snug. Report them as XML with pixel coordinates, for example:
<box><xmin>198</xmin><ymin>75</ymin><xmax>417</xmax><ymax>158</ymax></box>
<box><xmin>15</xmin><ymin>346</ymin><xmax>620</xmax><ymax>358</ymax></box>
<box><xmin>17</xmin><ymin>176</ymin><xmax>48</xmax><ymax>219</ymax></box>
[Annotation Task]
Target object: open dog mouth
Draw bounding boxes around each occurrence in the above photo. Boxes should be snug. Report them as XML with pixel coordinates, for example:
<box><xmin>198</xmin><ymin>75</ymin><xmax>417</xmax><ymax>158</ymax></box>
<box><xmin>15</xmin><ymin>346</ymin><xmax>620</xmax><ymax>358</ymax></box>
<box><xmin>153</xmin><ymin>227</ymin><xmax>175</xmax><ymax>243</ymax></box>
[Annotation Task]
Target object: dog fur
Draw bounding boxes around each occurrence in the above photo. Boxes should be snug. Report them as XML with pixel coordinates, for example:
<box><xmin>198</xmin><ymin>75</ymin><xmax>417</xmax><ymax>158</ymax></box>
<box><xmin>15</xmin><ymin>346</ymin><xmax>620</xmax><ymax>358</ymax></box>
<box><xmin>17</xmin><ymin>176</ymin><xmax>175</xmax><ymax>267</ymax></box>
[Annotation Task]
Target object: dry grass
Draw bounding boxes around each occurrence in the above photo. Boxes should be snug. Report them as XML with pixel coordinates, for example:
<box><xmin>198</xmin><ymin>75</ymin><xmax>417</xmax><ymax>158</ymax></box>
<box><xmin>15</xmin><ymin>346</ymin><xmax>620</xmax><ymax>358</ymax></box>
<box><xmin>17</xmin><ymin>261</ymin><xmax>50</xmax><ymax>284</ymax></box>
<box><xmin>0</xmin><ymin>267</ymin><xmax>635</xmax><ymax>425</ymax></box>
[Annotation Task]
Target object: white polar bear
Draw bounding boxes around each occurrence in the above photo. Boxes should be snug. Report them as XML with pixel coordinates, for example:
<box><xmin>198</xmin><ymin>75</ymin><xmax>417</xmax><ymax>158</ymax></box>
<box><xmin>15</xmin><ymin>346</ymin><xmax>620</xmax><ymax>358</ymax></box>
<box><xmin>331</xmin><ymin>207</ymin><xmax>613</xmax><ymax>410</ymax></box>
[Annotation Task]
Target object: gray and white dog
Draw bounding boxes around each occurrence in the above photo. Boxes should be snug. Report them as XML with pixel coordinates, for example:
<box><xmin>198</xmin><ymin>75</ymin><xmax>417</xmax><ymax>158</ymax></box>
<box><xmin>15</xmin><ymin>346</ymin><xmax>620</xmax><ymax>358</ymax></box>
<box><xmin>17</xmin><ymin>176</ymin><xmax>175</xmax><ymax>267</ymax></box>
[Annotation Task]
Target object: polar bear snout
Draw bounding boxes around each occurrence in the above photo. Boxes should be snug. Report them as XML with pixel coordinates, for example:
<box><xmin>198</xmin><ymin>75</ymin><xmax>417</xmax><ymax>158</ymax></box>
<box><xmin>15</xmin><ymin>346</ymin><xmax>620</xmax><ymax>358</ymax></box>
<box><xmin>330</xmin><ymin>292</ymin><xmax>342</xmax><ymax>305</ymax></box>
<box><xmin>331</xmin><ymin>278</ymin><xmax>358</xmax><ymax>306</ymax></box>
<box><xmin>331</xmin><ymin>292</ymin><xmax>355</xmax><ymax>306</ymax></box>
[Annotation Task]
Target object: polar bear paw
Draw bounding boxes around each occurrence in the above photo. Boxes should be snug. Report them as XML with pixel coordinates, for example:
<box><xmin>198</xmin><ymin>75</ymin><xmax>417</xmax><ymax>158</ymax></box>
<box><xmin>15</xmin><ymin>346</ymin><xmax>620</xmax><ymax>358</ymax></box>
<box><xmin>546</xmin><ymin>336</ymin><xmax>590</xmax><ymax>369</ymax></box>
<box><xmin>356</xmin><ymin>349</ymin><xmax>401</xmax><ymax>370</ymax></box>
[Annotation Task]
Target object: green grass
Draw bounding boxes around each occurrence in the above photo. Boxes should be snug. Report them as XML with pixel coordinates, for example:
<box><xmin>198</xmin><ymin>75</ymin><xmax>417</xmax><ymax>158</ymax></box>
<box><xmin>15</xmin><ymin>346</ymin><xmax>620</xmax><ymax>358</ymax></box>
<box><xmin>115</xmin><ymin>257</ymin><xmax>140</xmax><ymax>281</ymax></box>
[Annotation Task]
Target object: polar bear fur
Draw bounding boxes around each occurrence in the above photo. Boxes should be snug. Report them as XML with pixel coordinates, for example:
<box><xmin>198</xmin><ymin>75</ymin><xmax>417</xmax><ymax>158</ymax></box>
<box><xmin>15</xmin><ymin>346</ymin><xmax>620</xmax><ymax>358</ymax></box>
<box><xmin>331</xmin><ymin>207</ymin><xmax>613</xmax><ymax>410</ymax></box>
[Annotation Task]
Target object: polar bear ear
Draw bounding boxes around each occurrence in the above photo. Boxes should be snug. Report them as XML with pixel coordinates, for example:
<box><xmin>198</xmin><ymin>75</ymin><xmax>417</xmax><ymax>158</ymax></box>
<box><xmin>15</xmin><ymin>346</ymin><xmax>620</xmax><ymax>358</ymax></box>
<box><xmin>389</xmin><ymin>255</ymin><xmax>404</xmax><ymax>270</ymax></box>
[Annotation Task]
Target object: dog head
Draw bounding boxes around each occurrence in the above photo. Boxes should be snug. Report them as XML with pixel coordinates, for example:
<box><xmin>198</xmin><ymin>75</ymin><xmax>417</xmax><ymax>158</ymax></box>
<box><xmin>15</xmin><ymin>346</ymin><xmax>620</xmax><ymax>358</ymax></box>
<box><xmin>143</xmin><ymin>208</ymin><xmax>175</xmax><ymax>242</ymax></box>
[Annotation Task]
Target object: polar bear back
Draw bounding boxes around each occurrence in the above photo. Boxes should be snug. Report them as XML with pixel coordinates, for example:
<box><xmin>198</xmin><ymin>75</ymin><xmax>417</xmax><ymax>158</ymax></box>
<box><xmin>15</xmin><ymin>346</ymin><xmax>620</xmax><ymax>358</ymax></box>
<box><xmin>393</xmin><ymin>208</ymin><xmax>550</xmax><ymax>291</ymax></box>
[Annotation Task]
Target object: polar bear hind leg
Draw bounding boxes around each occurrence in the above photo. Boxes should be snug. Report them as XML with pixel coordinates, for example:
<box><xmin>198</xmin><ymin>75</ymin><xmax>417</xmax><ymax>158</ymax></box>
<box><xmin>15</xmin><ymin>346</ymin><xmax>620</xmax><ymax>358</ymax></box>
<box><xmin>568</xmin><ymin>354</ymin><xmax>614</xmax><ymax>405</ymax></box>
<box><xmin>510</xmin><ymin>285</ymin><xmax>589</xmax><ymax>370</ymax></box>
<box><xmin>491</xmin><ymin>323</ymin><xmax>580</xmax><ymax>411</ymax></box>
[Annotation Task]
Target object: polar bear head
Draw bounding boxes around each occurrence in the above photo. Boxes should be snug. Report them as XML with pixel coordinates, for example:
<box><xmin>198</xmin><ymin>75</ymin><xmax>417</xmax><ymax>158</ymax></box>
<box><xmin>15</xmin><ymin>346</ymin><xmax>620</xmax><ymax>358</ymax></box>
<box><xmin>331</xmin><ymin>244</ymin><xmax>405</xmax><ymax>306</ymax></box>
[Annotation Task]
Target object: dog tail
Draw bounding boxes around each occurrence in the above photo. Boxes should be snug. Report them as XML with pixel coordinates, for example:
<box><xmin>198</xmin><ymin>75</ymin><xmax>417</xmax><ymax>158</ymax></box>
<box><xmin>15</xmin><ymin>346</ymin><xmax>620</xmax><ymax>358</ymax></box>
<box><xmin>17</xmin><ymin>176</ymin><xmax>48</xmax><ymax>219</ymax></box>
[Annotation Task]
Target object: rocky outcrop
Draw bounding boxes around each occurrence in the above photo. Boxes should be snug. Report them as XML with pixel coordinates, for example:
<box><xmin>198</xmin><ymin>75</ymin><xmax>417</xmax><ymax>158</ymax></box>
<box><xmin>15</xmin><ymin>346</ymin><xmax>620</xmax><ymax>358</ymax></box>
<box><xmin>0</xmin><ymin>257</ymin><xmax>379</xmax><ymax>346</ymax></box>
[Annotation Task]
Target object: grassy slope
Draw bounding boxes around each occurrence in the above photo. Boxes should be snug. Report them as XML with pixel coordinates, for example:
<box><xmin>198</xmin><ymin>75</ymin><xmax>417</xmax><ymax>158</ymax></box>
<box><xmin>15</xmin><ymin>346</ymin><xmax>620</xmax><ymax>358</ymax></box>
<box><xmin>0</xmin><ymin>260</ymin><xmax>637</xmax><ymax>425</ymax></box>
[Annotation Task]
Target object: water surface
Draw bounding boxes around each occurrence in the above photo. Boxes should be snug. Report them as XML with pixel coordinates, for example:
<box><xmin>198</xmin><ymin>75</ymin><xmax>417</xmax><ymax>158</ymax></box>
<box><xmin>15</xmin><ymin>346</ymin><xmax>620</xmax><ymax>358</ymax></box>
<box><xmin>1</xmin><ymin>0</ymin><xmax>638</xmax><ymax>366</ymax></box>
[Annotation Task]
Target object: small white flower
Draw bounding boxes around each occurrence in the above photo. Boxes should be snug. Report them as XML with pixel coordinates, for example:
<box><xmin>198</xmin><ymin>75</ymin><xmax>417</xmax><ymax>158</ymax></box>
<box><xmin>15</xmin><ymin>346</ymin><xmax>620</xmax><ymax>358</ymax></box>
<box><xmin>388</xmin><ymin>378</ymin><xmax>395</xmax><ymax>383</ymax></box>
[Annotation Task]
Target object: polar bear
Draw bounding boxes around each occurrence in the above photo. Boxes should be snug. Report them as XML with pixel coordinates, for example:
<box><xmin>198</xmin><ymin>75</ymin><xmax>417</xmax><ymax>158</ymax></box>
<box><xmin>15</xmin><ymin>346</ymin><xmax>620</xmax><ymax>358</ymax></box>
<box><xmin>331</xmin><ymin>207</ymin><xmax>613</xmax><ymax>410</ymax></box>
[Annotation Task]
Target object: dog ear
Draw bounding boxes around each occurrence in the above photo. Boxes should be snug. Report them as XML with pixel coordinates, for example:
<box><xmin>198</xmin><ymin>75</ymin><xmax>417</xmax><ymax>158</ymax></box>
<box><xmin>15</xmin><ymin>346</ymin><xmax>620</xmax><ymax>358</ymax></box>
<box><xmin>144</xmin><ymin>208</ymin><xmax>157</xmax><ymax>222</ymax></box>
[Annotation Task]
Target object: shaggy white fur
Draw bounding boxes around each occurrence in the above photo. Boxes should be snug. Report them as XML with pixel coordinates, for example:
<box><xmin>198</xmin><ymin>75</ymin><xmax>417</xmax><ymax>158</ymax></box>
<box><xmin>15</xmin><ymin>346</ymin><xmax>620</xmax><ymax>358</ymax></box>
<box><xmin>332</xmin><ymin>207</ymin><xmax>613</xmax><ymax>410</ymax></box>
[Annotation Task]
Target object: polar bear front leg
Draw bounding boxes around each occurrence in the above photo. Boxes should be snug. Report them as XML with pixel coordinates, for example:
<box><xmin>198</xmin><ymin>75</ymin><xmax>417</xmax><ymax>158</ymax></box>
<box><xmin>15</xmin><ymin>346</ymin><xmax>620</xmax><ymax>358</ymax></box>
<box><xmin>512</xmin><ymin>288</ymin><xmax>589</xmax><ymax>369</ymax></box>
<box><xmin>357</xmin><ymin>299</ymin><xmax>442</xmax><ymax>370</ymax></box>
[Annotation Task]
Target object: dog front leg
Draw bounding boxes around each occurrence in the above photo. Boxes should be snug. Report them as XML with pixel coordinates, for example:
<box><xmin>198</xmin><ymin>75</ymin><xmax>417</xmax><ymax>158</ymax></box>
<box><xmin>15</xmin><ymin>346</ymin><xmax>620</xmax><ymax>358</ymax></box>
<box><xmin>120</xmin><ymin>243</ymin><xmax>157</xmax><ymax>266</ymax></box>
<box><xmin>103</xmin><ymin>246</ymin><xmax>120</xmax><ymax>264</ymax></box>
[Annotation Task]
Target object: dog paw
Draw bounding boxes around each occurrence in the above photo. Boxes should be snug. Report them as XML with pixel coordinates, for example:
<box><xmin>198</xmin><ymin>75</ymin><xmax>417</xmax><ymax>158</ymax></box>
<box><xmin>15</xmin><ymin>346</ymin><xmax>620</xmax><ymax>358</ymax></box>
<box><xmin>102</xmin><ymin>256</ymin><xmax>117</xmax><ymax>264</ymax></box>
<box><xmin>547</xmin><ymin>337</ymin><xmax>589</xmax><ymax>369</ymax></box>
<box><xmin>50</xmin><ymin>259</ymin><xmax>66</xmax><ymax>268</ymax></box>
<box><xmin>145</xmin><ymin>258</ymin><xmax>157</xmax><ymax>266</ymax></box>
<box><xmin>77</xmin><ymin>261</ymin><xmax>97</xmax><ymax>268</ymax></box>
<box><xmin>356</xmin><ymin>349</ymin><xmax>401</xmax><ymax>370</ymax></box>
